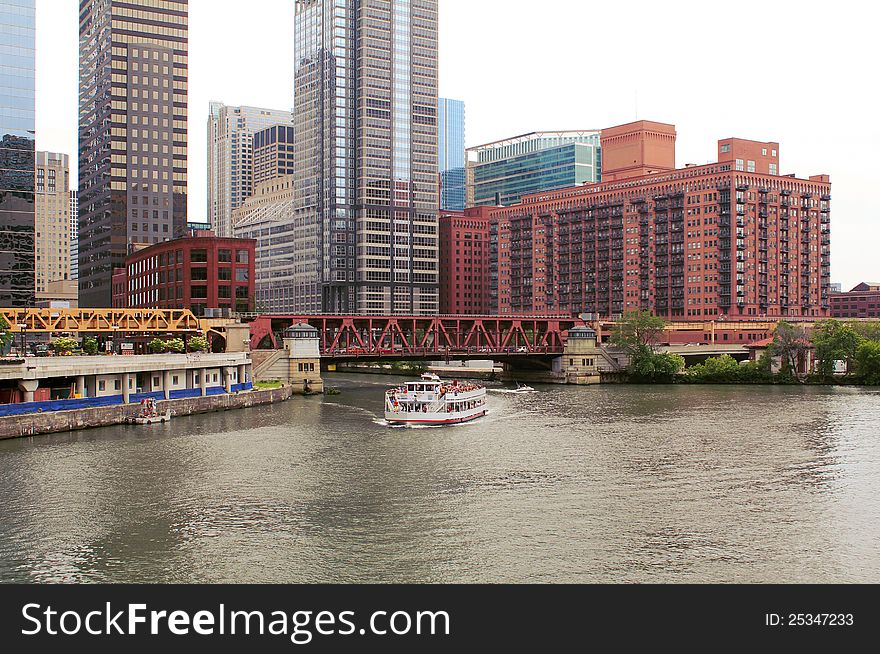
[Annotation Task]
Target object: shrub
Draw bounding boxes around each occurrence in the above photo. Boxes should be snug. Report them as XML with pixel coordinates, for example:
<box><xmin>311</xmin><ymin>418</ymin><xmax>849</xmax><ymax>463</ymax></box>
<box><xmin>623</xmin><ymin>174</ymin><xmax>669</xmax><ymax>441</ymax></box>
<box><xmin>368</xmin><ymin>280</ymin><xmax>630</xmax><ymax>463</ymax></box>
<box><xmin>82</xmin><ymin>336</ymin><xmax>99</xmax><ymax>355</ymax></box>
<box><xmin>188</xmin><ymin>336</ymin><xmax>208</xmax><ymax>353</ymax></box>
<box><xmin>148</xmin><ymin>338</ymin><xmax>168</xmax><ymax>354</ymax></box>
<box><xmin>628</xmin><ymin>352</ymin><xmax>684</xmax><ymax>383</ymax></box>
<box><xmin>0</xmin><ymin>314</ymin><xmax>12</xmax><ymax>350</ymax></box>
<box><xmin>51</xmin><ymin>336</ymin><xmax>79</xmax><ymax>354</ymax></box>
<box><xmin>165</xmin><ymin>338</ymin><xmax>186</xmax><ymax>354</ymax></box>
<box><xmin>855</xmin><ymin>341</ymin><xmax>880</xmax><ymax>385</ymax></box>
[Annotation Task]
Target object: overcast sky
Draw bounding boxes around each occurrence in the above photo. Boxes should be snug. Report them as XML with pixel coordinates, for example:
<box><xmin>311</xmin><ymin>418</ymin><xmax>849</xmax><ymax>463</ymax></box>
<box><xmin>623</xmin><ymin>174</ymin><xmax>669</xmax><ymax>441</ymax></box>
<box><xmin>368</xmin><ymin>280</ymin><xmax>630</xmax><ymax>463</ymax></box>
<box><xmin>35</xmin><ymin>0</ymin><xmax>879</xmax><ymax>290</ymax></box>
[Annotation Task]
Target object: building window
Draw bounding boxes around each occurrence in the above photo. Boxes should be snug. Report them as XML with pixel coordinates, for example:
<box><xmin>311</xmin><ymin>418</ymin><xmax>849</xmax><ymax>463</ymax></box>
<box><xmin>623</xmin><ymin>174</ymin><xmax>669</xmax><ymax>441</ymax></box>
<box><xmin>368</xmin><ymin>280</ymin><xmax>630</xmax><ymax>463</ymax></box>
<box><xmin>236</xmin><ymin>250</ymin><xmax>249</xmax><ymax>264</ymax></box>
<box><xmin>191</xmin><ymin>249</ymin><xmax>208</xmax><ymax>263</ymax></box>
<box><xmin>720</xmin><ymin>144</ymin><xmax>731</xmax><ymax>154</ymax></box>
<box><xmin>735</xmin><ymin>159</ymin><xmax>744</xmax><ymax>172</ymax></box>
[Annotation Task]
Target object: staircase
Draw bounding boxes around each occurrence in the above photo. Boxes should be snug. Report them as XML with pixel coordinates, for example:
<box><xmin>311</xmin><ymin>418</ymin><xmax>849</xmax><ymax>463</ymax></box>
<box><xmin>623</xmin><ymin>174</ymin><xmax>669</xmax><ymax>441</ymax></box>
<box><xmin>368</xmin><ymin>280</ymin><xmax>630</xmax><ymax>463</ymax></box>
<box><xmin>251</xmin><ymin>350</ymin><xmax>286</xmax><ymax>381</ymax></box>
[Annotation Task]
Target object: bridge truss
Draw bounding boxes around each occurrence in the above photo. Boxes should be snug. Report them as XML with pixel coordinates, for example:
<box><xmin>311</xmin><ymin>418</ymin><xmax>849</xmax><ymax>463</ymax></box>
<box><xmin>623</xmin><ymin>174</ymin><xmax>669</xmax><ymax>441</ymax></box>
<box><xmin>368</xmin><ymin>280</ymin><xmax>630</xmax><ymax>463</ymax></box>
<box><xmin>249</xmin><ymin>315</ymin><xmax>578</xmax><ymax>357</ymax></box>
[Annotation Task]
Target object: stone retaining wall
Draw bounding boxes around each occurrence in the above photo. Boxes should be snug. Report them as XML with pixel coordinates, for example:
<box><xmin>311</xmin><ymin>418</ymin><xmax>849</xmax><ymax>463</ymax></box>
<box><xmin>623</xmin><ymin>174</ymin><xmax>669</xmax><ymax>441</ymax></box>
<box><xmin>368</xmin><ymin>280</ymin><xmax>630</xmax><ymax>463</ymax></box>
<box><xmin>0</xmin><ymin>386</ymin><xmax>294</xmax><ymax>441</ymax></box>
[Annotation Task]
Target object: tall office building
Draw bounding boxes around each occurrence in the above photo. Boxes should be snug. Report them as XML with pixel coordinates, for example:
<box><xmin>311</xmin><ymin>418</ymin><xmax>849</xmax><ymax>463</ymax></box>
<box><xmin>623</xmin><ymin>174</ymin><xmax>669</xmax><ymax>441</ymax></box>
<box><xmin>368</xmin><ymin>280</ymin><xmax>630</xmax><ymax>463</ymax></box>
<box><xmin>253</xmin><ymin>124</ymin><xmax>296</xmax><ymax>186</ymax></box>
<box><xmin>69</xmin><ymin>191</ymin><xmax>78</xmax><ymax>279</ymax></box>
<box><xmin>0</xmin><ymin>0</ymin><xmax>36</xmax><ymax>307</ymax></box>
<box><xmin>78</xmin><ymin>0</ymin><xmax>189</xmax><ymax>308</ymax></box>
<box><xmin>438</xmin><ymin>98</ymin><xmax>465</xmax><ymax>211</ymax></box>
<box><xmin>207</xmin><ymin>102</ymin><xmax>293</xmax><ymax>237</ymax></box>
<box><xmin>292</xmin><ymin>0</ymin><xmax>439</xmax><ymax>315</ymax></box>
<box><xmin>35</xmin><ymin>152</ymin><xmax>73</xmax><ymax>294</ymax></box>
<box><xmin>467</xmin><ymin>131</ymin><xmax>602</xmax><ymax>208</ymax></box>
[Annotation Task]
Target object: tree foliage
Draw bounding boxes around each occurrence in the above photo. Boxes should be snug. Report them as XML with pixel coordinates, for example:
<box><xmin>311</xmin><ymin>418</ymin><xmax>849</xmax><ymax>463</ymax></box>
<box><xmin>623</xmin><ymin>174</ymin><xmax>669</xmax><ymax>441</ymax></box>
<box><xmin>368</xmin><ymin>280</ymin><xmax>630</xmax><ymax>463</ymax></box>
<box><xmin>610</xmin><ymin>310</ymin><xmax>667</xmax><ymax>356</ymax></box>
<box><xmin>165</xmin><ymin>338</ymin><xmax>186</xmax><ymax>354</ymax></box>
<box><xmin>148</xmin><ymin>338</ymin><xmax>168</xmax><ymax>354</ymax></box>
<box><xmin>51</xmin><ymin>337</ymin><xmax>79</xmax><ymax>354</ymax></box>
<box><xmin>82</xmin><ymin>336</ymin><xmax>99</xmax><ymax>355</ymax></box>
<box><xmin>187</xmin><ymin>336</ymin><xmax>208</xmax><ymax>353</ymax></box>
<box><xmin>0</xmin><ymin>314</ymin><xmax>12</xmax><ymax>350</ymax></box>
<box><xmin>686</xmin><ymin>354</ymin><xmax>774</xmax><ymax>384</ymax></box>
<box><xmin>770</xmin><ymin>321</ymin><xmax>810</xmax><ymax>377</ymax></box>
<box><xmin>628</xmin><ymin>352</ymin><xmax>684</xmax><ymax>383</ymax></box>
<box><xmin>811</xmin><ymin>320</ymin><xmax>862</xmax><ymax>377</ymax></box>
<box><xmin>854</xmin><ymin>341</ymin><xmax>880</xmax><ymax>385</ymax></box>
<box><xmin>849</xmin><ymin>321</ymin><xmax>880</xmax><ymax>343</ymax></box>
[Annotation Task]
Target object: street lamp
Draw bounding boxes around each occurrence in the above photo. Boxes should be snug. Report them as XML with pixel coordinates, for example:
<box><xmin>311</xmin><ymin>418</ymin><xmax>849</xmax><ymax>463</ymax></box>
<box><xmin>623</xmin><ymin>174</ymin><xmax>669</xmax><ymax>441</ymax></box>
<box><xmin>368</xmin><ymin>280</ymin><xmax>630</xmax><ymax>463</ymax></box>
<box><xmin>16</xmin><ymin>323</ymin><xmax>27</xmax><ymax>356</ymax></box>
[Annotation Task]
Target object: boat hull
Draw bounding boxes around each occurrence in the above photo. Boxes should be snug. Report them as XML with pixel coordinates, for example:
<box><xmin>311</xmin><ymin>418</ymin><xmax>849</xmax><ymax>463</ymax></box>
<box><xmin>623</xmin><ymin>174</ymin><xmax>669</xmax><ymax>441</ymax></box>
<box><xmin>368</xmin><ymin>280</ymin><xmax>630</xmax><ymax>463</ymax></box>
<box><xmin>385</xmin><ymin>409</ymin><xmax>487</xmax><ymax>426</ymax></box>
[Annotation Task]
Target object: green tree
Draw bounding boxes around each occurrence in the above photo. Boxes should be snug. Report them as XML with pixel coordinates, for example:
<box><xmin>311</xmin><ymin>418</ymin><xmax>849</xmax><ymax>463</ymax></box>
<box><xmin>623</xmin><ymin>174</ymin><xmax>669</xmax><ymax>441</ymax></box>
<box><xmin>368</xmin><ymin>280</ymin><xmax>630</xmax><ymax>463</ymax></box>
<box><xmin>82</xmin><ymin>336</ymin><xmax>99</xmax><ymax>355</ymax></box>
<box><xmin>610</xmin><ymin>310</ymin><xmax>667</xmax><ymax>356</ymax></box>
<box><xmin>149</xmin><ymin>338</ymin><xmax>168</xmax><ymax>354</ymax></box>
<box><xmin>849</xmin><ymin>321</ymin><xmax>880</xmax><ymax>343</ymax></box>
<box><xmin>854</xmin><ymin>341</ymin><xmax>880</xmax><ymax>385</ymax></box>
<box><xmin>811</xmin><ymin>320</ymin><xmax>862</xmax><ymax>377</ymax></box>
<box><xmin>628</xmin><ymin>352</ymin><xmax>684</xmax><ymax>383</ymax></box>
<box><xmin>770</xmin><ymin>321</ymin><xmax>810</xmax><ymax>378</ymax></box>
<box><xmin>51</xmin><ymin>336</ymin><xmax>79</xmax><ymax>355</ymax></box>
<box><xmin>165</xmin><ymin>338</ymin><xmax>186</xmax><ymax>354</ymax></box>
<box><xmin>0</xmin><ymin>314</ymin><xmax>12</xmax><ymax>350</ymax></box>
<box><xmin>187</xmin><ymin>336</ymin><xmax>208</xmax><ymax>353</ymax></box>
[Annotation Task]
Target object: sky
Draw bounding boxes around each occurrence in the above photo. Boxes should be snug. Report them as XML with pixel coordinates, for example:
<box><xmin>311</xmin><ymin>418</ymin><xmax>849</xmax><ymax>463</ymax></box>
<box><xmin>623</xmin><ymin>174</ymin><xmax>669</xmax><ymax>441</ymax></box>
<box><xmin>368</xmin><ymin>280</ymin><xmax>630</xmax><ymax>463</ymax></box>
<box><xmin>35</xmin><ymin>0</ymin><xmax>880</xmax><ymax>291</ymax></box>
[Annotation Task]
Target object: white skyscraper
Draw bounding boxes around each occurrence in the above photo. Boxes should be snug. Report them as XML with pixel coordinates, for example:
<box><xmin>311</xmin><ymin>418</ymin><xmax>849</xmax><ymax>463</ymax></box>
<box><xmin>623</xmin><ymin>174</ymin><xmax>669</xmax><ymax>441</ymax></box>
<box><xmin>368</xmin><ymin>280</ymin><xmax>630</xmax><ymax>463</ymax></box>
<box><xmin>207</xmin><ymin>102</ymin><xmax>294</xmax><ymax>237</ymax></box>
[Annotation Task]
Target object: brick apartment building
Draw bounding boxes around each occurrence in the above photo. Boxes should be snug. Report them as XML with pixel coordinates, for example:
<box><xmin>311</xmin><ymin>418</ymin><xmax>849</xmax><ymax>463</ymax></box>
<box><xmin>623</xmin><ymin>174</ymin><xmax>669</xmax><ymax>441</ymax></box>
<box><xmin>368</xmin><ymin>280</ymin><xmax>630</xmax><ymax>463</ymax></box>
<box><xmin>112</xmin><ymin>233</ymin><xmax>255</xmax><ymax>316</ymax></box>
<box><xmin>488</xmin><ymin>121</ymin><xmax>831</xmax><ymax>320</ymax></box>
<box><xmin>829</xmin><ymin>283</ymin><xmax>880</xmax><ymax>319</ymax></box>
<box><xmin>439</xmin><ymin>207</ymin><xmax>492</xmax><ymax>314</ymax></box>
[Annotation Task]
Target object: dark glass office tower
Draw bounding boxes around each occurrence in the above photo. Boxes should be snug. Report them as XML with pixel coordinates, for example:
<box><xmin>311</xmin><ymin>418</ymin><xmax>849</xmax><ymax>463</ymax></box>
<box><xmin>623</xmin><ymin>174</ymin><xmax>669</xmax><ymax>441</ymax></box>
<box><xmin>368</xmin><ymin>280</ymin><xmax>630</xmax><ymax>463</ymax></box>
<box><xmin>0</xmin><ymin>0</ymin><xmax>36</xmax><ymax>307</ymax></box>
<box><xmin>78</xmin><ymin>0</ymin><xmax>188</xmax><ymax>307</ymax></box>
<box><xmin>292</xmin><ymin>0</ymin><xmax>439</xmax><ymax>315</ymax></box>
<box><xmin>438</xmin><ymin>98</ymin><xmax>465</xmax><ymax>212</ymax></box>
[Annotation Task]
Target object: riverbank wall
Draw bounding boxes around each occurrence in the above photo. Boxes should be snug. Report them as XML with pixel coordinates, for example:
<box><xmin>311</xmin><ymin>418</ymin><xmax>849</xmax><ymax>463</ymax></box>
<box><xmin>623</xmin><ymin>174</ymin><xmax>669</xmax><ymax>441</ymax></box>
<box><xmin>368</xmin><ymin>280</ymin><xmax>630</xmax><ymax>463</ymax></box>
<box><xmin>0</xmin><ymin>386</ymin><xmax>293</xmax><ymax>441</ymax></box>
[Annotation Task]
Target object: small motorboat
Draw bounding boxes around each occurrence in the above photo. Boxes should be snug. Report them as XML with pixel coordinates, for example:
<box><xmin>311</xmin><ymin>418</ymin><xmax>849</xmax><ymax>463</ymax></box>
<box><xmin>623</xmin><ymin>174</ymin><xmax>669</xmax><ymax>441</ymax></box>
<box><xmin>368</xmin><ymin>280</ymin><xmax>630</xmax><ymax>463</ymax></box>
<box><xmin>127</xmin><ymin>398</ymin><xmax>172</xmax><ymax>425</ymax></box>
<box><xmin>512</xmin><ymin>382</ymin><xmax>536</xmax><ymax>393</ymax></box>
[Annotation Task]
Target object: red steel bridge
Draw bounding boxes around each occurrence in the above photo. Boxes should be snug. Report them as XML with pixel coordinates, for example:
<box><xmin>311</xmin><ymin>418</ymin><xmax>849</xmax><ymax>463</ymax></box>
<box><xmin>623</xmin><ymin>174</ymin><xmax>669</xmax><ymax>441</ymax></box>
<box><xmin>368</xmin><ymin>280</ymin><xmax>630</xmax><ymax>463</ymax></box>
<box><xmin>248</xmin><ymin>315</ymin><xmax>579</xmax><ymax>360</ymax></box>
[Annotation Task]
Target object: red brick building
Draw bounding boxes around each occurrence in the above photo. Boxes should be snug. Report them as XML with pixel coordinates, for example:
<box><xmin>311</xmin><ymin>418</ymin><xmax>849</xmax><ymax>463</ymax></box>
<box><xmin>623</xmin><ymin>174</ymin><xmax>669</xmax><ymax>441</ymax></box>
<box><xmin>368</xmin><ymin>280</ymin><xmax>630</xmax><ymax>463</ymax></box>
<box><xmin>489</xmin><ymin>121</ymin><xmax>831</xmax><ymax>320</ymax></box>
<box><xmin>829</xmin><ymin>283</ymin><xmax>880</xmax><ymax>319</ymax></box>
<box><xmin>439</xmin><ymin>207</ymin><xmax>492</xmax><ymax>314</ymax></box>
<box><xmin>112</xmin><ymin>233</ymin><xmax>256</xmax><ymax>316</ymax></box>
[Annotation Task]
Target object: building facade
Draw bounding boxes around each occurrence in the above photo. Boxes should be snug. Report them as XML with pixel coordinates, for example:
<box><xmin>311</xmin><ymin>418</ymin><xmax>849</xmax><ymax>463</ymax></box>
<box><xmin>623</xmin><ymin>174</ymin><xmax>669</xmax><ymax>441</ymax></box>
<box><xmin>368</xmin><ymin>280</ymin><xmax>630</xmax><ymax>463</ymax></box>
<box><xmin>35</xmin><ymin>152</ymin><xmax>73</xmax><ymax>296</ymax></box>
<box><xmin>207</xmin><ymin>102</ymin><xmax>293</xmax><ymax>238</ymax></box>
<box><xmin>232</xmin><ymin>175</ymin><xmax>298</xmax><ymax>313</ymax></box>
<box><xmin>490</xmin><ymin>122</ymin><xmax>831</xmax><ymax>321</ymax></box>
<box><xmin>438</xmin><ymin>97</ymin><xmax>465</xmax><ymax>211</ymax></box>
<box><xmin>829</xmin><ymin>283</ymin><xmax>880</xmax><ymax>319</ymax></box>
<box><xmin>292</xmin><ymin>0</ymin><xmax>439</xmax><ymax>315</ymax></box>
<box><xmin>111</xmin><ymin>234</ymin><xmax>255</xmax><ymax>317</ymax></box>
<box><xmin>467</xmin><ymin>131</ymin><xmax>601</xmax><ymax>208</ymax></box>
<box><xmin>253</xmin><ymin>124</ymin><xmax>296</xmax><ymax>186</ymax></box>
<box><xmin>439</xmin><ymin>207</ymin><xmax>491</xmax><ymax>314</ymax></box>
<box><xmin>0</xmin><ymin>0</ymin><xmax>36</xmax><ymax>307</ymax></box>
<box><xmin>78</xmin><ymin>0</ymin><xmax>189</xmax><ymax>308</ymax></box>
<box><xmin>69</xmin><ymin>190</ymin><xmax>78</xmax><ymax>279</ymax></box>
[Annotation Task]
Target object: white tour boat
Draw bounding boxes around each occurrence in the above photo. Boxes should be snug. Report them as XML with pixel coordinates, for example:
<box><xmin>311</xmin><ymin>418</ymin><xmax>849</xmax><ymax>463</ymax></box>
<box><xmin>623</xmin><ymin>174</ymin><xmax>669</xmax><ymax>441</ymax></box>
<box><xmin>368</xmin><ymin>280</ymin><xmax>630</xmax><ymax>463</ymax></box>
<box><xmin>385</xmin><ymin>373</ymin><xmax>488</xmax><ymax>426</ymax></box>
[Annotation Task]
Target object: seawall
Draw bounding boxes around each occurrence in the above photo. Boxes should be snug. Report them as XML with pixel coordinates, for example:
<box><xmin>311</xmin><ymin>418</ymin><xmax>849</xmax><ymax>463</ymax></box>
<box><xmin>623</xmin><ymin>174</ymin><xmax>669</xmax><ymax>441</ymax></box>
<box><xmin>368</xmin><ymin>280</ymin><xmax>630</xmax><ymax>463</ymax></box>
<box><xmin>0</xmin><ymin>386</ymin><xmax>293</xmax><ymax>441</ymax></box>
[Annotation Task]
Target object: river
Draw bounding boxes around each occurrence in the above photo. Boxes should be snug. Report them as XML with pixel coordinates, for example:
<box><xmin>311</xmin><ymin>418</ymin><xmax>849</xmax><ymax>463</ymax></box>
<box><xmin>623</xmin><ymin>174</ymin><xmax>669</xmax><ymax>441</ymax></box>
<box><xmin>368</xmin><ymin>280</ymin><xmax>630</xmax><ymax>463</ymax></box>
<box><xmin>1</xmin><ymin>375</ymin><xmax>878</xmax><ymax>583</ymax></box>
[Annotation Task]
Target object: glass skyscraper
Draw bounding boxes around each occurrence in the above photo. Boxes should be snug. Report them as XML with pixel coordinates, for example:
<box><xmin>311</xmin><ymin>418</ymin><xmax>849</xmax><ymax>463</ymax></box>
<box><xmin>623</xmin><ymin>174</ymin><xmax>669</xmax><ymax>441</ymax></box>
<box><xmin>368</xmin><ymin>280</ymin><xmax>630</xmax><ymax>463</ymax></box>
<box><xmin>0</xmin><ymin>0</ymin><xmax>35</xmax><ymax>307</ymax></box>
<box><xmin>438</xmin><ymin>98</ymin><xmax>465</xmax><ymax>212</ymax></box>
<box><xmin>78</xmin><ymin>0</ymin><xmax>188</xmax><ymax>307</ymax></box>
<box><xmin>468</xmin><ymin>131</ymin><xmax>602</xmax><ymax>208</ymax></box>
<box><xmin>292</xmin><ymin>0</ymin><xmax>439</xmax><ymax>315</ymax></box>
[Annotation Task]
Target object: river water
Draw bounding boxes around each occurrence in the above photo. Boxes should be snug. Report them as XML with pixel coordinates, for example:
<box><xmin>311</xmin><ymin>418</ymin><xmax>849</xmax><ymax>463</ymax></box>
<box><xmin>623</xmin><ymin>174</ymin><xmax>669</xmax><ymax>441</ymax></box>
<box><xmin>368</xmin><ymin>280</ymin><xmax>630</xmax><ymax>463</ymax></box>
<box><xmin>1</xmin><ymin>374</ymin><xmax>878</xmax><ymax>584</ymax></box>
